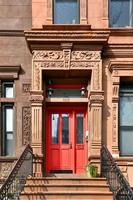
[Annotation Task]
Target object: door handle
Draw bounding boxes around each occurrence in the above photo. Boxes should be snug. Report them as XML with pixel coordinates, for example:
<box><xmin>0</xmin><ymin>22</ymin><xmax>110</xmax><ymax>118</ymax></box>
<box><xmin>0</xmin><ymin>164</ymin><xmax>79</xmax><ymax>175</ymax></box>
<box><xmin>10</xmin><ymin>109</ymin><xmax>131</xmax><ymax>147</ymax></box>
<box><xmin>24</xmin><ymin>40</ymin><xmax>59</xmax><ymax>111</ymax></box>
<box><xmin>70</xmin><ymin>142</ymin><xmax>72</xmax><ymax>149</ymax></box>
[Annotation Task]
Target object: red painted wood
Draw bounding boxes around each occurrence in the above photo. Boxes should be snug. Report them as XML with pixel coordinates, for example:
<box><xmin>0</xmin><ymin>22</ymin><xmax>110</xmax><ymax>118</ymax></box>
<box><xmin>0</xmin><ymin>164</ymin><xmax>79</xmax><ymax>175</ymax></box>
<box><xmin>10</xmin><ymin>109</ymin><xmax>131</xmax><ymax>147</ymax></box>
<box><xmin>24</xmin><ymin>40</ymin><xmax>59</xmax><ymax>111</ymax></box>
<box><xmin>47</xmin><ymin>84</ymin><xmax>86</xmax><ymax>89</ymax></box>
<box><xmin>46</xmin><ymin>106</ymin><xmax>87</xmax><ymax>174</ymax></box>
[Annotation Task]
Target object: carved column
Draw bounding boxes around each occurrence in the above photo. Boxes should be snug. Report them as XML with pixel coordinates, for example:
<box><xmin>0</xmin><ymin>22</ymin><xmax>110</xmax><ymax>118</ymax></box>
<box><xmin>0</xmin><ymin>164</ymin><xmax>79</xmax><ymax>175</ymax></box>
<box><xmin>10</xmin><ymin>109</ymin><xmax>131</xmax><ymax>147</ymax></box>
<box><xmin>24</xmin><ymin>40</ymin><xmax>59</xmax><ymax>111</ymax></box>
<box><xmin>112</xmin><ymin>76</ymin><xmax>120</xmax><ymax>156</ymax></box>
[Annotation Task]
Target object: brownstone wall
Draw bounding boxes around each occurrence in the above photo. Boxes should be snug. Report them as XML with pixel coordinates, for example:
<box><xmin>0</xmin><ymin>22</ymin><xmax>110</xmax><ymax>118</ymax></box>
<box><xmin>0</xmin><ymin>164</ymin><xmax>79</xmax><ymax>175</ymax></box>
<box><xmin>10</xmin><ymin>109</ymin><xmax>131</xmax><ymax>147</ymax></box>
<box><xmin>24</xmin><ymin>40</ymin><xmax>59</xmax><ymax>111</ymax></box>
<box><xmin>0</xmin><ymin>0</ymin><xmax>32</xmax><ymax>152</ymax></box>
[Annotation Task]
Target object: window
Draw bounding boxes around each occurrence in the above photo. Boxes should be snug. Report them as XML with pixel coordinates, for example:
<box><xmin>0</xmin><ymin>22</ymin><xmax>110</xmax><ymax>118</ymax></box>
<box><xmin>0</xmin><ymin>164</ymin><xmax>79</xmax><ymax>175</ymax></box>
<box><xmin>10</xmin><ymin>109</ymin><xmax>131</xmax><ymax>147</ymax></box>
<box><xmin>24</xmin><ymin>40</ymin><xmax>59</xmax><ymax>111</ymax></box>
<box><xmin>53</xmin><ymin>0</ymin><xmax>80</xmax><ymax>24</ymax></box>
<box><xmin>109</xmin><ymin>0</ymin><xmax>133</xmax><ymax>27</ymax></box>
<box><xmin>119</xmin><ymin>85</ymin><xmax>133</xmax><ymax>156</ymax></box>
<box><xmin>0</xmin><ymin>81</ymin><xmax>15</xmax><ymax>156</ymax></box>
<box><xmin>46</xmin><ymin>84</ymin><xmax>88</xmax><ymax>98</ymax></box>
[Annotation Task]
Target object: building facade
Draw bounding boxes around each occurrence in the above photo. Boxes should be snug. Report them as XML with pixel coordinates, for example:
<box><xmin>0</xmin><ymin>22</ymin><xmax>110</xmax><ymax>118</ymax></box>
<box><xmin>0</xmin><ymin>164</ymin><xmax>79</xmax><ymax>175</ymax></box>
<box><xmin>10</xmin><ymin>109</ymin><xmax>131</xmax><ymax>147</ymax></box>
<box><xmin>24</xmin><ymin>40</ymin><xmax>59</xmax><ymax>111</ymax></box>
<box><xmin>0</xmin><ymin>0</ymin><xmax>133</xmax><ymax>186</ymax></box>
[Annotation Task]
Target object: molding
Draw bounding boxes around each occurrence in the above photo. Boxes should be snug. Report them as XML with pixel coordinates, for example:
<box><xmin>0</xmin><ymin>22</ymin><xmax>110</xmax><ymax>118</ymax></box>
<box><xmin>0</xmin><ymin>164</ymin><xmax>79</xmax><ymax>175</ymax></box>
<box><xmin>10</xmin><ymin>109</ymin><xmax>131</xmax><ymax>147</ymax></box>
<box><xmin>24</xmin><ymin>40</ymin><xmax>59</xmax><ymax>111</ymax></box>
<box><xmin>0</xmin><ymin>65</ymin><xmax>21</xmax><ymax>79</ymax></box>
<box><xmin>0</xmin><ymin>30</ymin><xmax>24</xmax><ymax>37</ymax></box>
<box><xmin>89</xmin><ymin>91</ymin><xmax>104</xmax><ymax>104</ymax></box>
<box><xmin>25</xmin><ymin>26</ymin><xmax>110</xmax><ymax>52</ymax></box>
<box><xmin>108</xmin><ymin>61</ymin><xmax>133</xmax><ymax>73</ymax></box>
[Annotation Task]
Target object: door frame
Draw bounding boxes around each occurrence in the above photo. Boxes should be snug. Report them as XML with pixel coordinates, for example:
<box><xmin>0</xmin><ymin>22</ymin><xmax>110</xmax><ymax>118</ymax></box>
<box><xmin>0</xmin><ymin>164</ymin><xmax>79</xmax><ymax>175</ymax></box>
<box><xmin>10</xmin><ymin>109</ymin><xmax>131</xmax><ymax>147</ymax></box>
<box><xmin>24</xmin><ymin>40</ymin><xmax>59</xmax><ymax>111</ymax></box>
<box><xmin>45</xmin><ymin>104</ymin><xmax>88</xmax><ymax>174</ymax></box>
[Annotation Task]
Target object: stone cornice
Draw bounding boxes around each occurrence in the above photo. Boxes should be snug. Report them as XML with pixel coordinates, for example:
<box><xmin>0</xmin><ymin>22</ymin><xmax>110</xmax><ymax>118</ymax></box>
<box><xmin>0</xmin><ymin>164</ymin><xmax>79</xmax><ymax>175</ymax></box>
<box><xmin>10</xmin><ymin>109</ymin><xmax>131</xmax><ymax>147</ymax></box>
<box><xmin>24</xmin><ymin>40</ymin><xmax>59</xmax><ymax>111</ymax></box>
<box><xmin>108</xmin><ymin>61</ymin><xmax>133</xmax><ymax>73</ymax></box>
<box><xmin>24</xmin><ymin>26</ymin><xmax>110</xmax><ymax>52</ymax></box>
<box><xmin>103</xmin><ymin>44</ymin><xmax>133</xmax><ymax>58</ymax></box>
<box><xmin>0</xmin><ymin>65</ymin><xmax>21</xmax><ymax>79</ymax></box>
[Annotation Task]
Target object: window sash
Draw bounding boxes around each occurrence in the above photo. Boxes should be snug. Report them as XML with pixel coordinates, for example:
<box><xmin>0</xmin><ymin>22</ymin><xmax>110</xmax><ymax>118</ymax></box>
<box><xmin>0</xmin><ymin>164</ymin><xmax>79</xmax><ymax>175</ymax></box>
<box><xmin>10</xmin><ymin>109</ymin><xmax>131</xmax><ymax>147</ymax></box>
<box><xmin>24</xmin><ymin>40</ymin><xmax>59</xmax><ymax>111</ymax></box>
<box><xmin>53</xmin><ymin>0</ymin><xmax>80</xmax><ymax>24</ymax></box>
<box><xmin>109</xmin><ymin>0</ymin><xmax>133</xmax><ymax>27</ymax></box>
<box><xmin>2</xmin><ymin>104</ymin><xmax>14</xmax><ymax>156</ymax></box>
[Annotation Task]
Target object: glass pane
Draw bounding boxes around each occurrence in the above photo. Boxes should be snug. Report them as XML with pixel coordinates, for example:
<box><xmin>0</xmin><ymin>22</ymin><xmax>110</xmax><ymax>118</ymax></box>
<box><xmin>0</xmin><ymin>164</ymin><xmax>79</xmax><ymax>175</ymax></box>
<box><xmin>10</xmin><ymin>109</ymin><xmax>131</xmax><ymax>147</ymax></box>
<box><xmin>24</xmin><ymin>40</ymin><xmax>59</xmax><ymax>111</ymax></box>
<box><xmin>120</xmin><ymin>127</ymin><xmax>133</xmax><ymax>155</ymax></box>
<box><xmin>47</xmin><ymin>88</ymin><xmax>82</xmax><ymax>98</ymax></box>
<box><xmin>6</xmin><ymin>108</ymin><xmax>13</xmax><ymax>132</ymax></box>
<box><xmin>120</xmin><ymin>96</ymin><xmax>133</xmax><ymax>126</ymax></box>
<box><xmin>62</xmin><ymin>114</ymin><xmax>69</xmax><ymax>144</ymax></box>
<box><xmin>76</xmin><ymin>114</ymin><xmax>84</xmax><ymax>144</ymax></box>
<box><xmin>54</xmin><ymin>0</ymin><xmax>79</xmax><ymax>24</ymax></box>
<box><xmin>5</xmin><ymin>87</ymin><xmax>13</xmax><ymax>98</ymax></box>
<box><xmin>6</xmin><ymin>133</ymin><xmax>14</xmax><ymax>156</ymax></box>
<box><xmin>3</xmin><ymin>82</ymin><xmax>14</xmax><ymax>98</ymax></box>
<box><xmin>109</xmin><ymin>0</ymin><xmax>130</xmax><ymax>27</ymax></box>
<box><xmin>52</xmin><ymin>114</ymin><xmax>59</xmax><ymax>144</ymax></box>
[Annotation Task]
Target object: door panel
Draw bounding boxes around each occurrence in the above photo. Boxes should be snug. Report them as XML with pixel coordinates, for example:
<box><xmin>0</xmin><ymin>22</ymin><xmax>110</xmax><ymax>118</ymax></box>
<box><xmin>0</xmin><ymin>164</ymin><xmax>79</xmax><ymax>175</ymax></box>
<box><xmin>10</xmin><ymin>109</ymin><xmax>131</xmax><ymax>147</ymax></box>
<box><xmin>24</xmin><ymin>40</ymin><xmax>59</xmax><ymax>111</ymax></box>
<box><xmin>46</xmin><ymin>106</ymin><xmax>87</xmax><ymax>174</ymax></box>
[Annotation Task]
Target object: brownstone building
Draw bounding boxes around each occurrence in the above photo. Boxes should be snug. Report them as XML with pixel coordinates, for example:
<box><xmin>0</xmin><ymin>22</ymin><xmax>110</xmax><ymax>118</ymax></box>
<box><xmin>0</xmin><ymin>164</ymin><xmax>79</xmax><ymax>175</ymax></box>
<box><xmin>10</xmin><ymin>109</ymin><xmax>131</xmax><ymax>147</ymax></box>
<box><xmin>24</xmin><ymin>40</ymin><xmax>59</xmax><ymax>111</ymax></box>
<box><xmin>0</xmin><ymin>0</ymin><xmax>133</xmax><ymax>199</ymax></box>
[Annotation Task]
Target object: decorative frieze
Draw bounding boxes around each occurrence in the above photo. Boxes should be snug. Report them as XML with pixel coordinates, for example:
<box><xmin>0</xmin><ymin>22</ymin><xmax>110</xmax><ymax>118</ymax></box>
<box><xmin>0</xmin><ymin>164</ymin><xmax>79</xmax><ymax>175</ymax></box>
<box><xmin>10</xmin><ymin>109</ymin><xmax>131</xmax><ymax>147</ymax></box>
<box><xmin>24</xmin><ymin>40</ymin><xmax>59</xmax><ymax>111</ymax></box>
<box><xmin>22</xmin><ymin>107</ymin><xmax>31</xmax><ymax>145</ymax></box>
<box><xmin>71</xmin><ymin>51</ymin><xmax>100</xmax><ymax>61</ymax></box>
<box><xmin>40</xmin><ymin>62</ymin><xmax>64</xmax><ymax>69</ymax></box>
<box><xmin>33</xmin><ymin>51</ymin><xmax>63</xmax><ymax>61</ymax></box>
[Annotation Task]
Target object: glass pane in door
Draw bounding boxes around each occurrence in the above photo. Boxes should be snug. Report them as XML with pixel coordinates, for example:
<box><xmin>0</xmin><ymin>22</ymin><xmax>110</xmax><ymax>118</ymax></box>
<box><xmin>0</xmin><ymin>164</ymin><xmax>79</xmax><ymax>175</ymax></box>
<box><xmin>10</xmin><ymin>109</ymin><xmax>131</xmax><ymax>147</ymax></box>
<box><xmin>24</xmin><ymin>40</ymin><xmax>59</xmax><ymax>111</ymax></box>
<box><xmin>52</xmin><ymin>114</ymin><xmax>59</xmax><ymax>144</ymax></box>
<box><xmin>76</xmin><ymin>114</ymin><xmax>84</xmax><ymax>144</ymax></box>
<box><xmin>62</xmin><ymin>114</ymin><xmax>69</xmax><ymax>144</ymax></box>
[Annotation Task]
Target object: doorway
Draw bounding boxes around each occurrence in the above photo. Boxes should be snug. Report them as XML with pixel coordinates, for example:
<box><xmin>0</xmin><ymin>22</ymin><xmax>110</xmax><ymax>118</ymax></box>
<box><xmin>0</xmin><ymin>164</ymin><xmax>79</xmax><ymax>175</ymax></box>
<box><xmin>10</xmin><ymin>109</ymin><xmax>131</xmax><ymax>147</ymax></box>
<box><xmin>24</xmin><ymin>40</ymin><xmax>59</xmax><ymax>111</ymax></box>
<box><xmin>46</xmin><ymin>105</ymin><xmax>87</xmax><ymax>174</ymax></box>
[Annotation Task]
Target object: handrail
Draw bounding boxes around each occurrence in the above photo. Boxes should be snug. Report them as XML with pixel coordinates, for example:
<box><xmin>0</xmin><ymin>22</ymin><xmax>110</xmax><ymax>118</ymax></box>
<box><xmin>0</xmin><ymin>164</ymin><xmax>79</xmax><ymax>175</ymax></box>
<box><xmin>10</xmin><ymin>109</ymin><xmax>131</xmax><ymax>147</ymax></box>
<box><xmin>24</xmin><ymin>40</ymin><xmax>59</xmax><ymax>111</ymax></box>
<box><xmin>101</xmin><ymin>145</ymin><xmax>133</xmax><ymax>200</ymax></box>
<box><xmin>0</xmin><ymin>144</ymin><xmax>33</xmax><ymax>200</ymax></box>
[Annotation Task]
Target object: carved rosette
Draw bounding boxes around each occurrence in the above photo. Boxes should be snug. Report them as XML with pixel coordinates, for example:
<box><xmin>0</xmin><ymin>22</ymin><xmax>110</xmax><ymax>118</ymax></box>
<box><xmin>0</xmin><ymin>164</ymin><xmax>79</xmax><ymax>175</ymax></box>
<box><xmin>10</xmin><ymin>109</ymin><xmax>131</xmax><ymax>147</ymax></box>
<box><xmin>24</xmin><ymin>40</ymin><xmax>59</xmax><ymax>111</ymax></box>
<box><xmin>22</xmin><ymin>107</ymin><xmax>31</xmax><ymax>145</ymax></box>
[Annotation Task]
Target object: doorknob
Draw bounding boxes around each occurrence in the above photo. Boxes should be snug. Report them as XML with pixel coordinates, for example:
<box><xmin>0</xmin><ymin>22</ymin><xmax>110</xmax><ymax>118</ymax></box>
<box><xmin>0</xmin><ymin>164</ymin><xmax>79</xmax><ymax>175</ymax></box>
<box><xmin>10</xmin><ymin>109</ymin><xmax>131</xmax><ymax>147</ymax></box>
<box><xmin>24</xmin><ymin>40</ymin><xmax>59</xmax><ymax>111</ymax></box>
<box><xmin>70</xmin><ymin>142</ymin><xmax>72</xmax><ymax>149</ymax></box>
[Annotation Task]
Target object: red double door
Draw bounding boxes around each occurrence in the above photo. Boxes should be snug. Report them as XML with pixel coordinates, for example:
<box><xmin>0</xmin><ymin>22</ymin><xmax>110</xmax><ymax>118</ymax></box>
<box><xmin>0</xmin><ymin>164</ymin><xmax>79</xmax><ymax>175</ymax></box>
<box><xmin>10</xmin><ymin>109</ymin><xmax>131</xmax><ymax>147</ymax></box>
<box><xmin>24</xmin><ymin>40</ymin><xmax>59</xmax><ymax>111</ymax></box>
<box><xmin>46</xmin><ymin>106</ymin><xmax>87</xmax><ymax>174</ymax></box>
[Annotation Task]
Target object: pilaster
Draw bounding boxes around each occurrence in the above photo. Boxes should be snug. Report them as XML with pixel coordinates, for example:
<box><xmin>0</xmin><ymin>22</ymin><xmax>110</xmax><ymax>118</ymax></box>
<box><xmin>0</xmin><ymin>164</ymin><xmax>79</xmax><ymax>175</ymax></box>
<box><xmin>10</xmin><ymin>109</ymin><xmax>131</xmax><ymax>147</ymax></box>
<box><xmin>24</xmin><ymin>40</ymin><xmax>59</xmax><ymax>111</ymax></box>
<box><xmin>30</xmin><ymin>90</ymin><xmax>44</xmax><ymax>176</ymax></box>
<box><xmin>80</xmin><ymin>0</ymin><xmax>88</xmax><ymax>24</ymax></box>
<box><xmin>112</xmin><ymin>76</ymin><xmax>120</xmax><ymax>156</ymax></box>
<box><xmin>89</xmin><ymin>91</ymin><xmax>104</xmax><ymax>156</ymax></box>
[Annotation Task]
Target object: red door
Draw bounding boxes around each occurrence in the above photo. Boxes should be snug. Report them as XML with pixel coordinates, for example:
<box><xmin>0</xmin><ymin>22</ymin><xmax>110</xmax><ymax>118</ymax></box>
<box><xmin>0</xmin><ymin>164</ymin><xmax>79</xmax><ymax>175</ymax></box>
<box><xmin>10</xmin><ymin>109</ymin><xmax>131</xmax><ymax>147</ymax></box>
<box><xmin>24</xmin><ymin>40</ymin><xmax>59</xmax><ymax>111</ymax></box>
<box><xmin>46</xmin><ymin>106</ymin><xmax>87</xmax><ymax>174</ymax></box>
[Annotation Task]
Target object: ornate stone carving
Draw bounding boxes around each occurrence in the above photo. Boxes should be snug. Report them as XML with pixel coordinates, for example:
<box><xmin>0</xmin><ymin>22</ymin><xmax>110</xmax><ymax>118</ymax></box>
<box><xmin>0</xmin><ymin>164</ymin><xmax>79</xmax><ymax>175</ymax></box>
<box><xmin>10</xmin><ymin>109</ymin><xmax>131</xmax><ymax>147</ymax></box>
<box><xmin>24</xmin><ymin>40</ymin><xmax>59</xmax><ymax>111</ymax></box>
<box><xmin>33</xmin><ymin>51</ymin><xmax>63</xmax><ymax>60</ymax></box>
<box><xmin>30</xmin><ymin>95</ymin><xmax>44</xmax><ymax>103</ymax></box>
<box><xmin>63</xmin><ymin>49</ymin><xmax>71</xmax><ymax>68</ymax></box>
<box><xmin>71</xmin><ymin>51</ymin><xmax>100</xmax><ymax>61</ymax></box>
<box><xmin>71</xmin><ymin>61</ymin><xmax>97</xmax><ymax>69</ymax></box>
<box><xmin>22</xmin><ymin>84</ymin><xmax>31</xmax><ymax>93</ymax></box>
<box><xmin>22</xmin><ymin>107</ymin><xmax>31</xmax><ymax>145</ymax></box>
<box><xmin>93</xmin><ymin>63</ymin><xmax>100</xmax><ymax>90</ymax></box>
<box><xmin>34</xmin><ymin>63</ymin><xmax>41</xmax><ymax>90</ymax></box>
<box><xmin>112</xmin><ymin>104</ymin><xmax>117</xmax><ymax>143</ymax></box>
<box><xmin>40</xmin><ymin>62</ymin><xmax>64</xmax><ymax>69</ymax></box>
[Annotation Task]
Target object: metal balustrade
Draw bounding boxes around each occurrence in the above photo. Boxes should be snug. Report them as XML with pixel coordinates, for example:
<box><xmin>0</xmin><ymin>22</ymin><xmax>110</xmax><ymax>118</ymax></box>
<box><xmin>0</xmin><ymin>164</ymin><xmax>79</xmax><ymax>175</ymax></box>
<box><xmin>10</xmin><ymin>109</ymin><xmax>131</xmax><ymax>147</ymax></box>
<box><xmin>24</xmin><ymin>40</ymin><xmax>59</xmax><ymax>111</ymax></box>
<box><xmin>0</xmin><ymin>144</ymin><xmax>33</xmax><ymax>200</ymax></box>
<box><xmin>101</xmin><ymin>145</ymin><xmax>133</xmax><ymax>200</ymax></box>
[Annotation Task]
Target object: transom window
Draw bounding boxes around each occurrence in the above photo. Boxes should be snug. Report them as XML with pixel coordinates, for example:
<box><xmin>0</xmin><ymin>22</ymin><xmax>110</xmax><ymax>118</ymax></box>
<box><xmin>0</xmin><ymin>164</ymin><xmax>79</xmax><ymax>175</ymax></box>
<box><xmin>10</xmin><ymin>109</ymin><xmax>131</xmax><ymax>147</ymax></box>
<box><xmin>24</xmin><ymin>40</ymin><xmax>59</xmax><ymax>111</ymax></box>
<box><xmin>109</xmin><ymin>0</ymin><xmax>133</xmax><ymax>27</ymax></box>
<box><xmin>119</xmin><ymin>85</ymin><xmax>133</xmax><ymax>156</ymax></box>
<box><xmin>53</xmin><ymin>0</ymin><xmax>80</xmax><ymax>24</ymax></box>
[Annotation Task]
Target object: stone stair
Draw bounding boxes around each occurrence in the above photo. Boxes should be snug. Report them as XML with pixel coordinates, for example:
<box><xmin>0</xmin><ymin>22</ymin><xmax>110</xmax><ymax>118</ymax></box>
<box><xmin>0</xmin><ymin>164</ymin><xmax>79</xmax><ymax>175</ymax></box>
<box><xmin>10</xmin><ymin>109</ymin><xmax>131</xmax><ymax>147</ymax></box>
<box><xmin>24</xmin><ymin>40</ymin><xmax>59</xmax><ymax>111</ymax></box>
<box><xmin>20</xmin><ymin>175</ymin><xmax>113</xmax><ymax>200</ymax></box>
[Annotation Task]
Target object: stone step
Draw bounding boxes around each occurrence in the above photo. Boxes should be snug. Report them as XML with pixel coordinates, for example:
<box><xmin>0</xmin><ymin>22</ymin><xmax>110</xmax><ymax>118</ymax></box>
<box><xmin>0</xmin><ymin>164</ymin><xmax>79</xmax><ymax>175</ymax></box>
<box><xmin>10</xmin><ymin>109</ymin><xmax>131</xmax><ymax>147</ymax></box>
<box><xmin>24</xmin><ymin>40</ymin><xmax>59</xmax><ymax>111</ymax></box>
<box><xmin>20</xmin><ymin>191</ymin><xmax>113</xmax><ymax>200</ymax></box>
<box><xmin>26</xmin><ymin>177</ymin><xmax>107</xmax><ymax>185</ymax></box>
<box><xmin>23</xmin><ymin>183</ymin><xmax>110</xmax><ymax>192</ymax></box>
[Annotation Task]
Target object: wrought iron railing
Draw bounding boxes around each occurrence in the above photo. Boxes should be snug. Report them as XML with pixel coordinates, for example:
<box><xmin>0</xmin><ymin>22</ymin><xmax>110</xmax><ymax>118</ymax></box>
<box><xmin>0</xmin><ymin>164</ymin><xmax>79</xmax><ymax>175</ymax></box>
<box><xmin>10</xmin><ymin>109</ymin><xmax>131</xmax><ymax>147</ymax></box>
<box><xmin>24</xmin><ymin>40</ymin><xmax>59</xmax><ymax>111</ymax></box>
<box><xmin>0</xmin><ymin>144</ymin><xmax>33</xmax><ymax>200</ymax></box>
<box><xmin>101</xmin><ymin>145</ymin><xmax>133</xmax><ymax>200</ymax></box>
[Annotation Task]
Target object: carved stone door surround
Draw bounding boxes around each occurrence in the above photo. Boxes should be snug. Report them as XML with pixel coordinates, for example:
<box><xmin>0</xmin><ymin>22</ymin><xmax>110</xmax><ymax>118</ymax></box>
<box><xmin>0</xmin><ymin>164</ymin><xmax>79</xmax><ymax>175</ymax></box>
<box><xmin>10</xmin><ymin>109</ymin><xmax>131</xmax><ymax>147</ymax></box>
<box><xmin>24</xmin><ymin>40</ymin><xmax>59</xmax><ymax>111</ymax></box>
<box><xmin>30</xmin><ymin>47</ymin><xmax>104</xmax><ymax>175</ymax></box>
<box><xmin>109</xmin><ymin>61</ymin><xmax>133</xmax><ymax>157</ymax></box>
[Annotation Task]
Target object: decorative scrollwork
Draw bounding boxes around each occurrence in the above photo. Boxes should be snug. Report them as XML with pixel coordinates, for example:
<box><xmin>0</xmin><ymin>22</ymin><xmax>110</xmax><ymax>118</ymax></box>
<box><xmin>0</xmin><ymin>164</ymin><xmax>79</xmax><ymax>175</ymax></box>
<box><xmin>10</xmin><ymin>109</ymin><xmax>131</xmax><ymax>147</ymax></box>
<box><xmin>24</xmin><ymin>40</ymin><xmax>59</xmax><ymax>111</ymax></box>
<box><xmin>33</xmin><ymin>51</ymin><xmax>63</xmax><ymax>60</ymax></box>
<box><xmin>71</xmin><ymin>51</ymin><xmax>100</xmax><ymax>61</ymax></box>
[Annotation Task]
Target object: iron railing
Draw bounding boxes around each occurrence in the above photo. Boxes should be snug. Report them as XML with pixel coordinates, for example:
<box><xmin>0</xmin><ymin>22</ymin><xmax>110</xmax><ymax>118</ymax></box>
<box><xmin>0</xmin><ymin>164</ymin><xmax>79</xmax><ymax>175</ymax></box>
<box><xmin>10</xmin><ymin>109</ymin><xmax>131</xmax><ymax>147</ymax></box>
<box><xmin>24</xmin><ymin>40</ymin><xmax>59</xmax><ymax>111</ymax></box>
<box><xmin>101</xmin><ymin>145</ymin><xmax>133</xmax><ymax>200</ymax></box>
<box><xmin>0</xmin><ymin>144</ymin><xmax>33</xmax><ymax>200</ymax></box>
